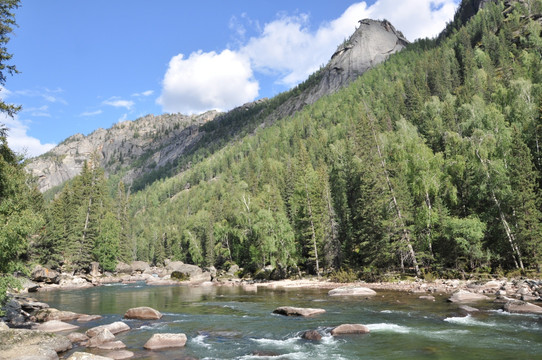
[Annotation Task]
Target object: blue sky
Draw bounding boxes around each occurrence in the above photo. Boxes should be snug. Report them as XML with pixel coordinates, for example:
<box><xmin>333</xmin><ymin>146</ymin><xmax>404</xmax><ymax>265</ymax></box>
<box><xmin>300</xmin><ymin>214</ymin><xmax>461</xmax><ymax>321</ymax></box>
<box><xmin>2</xmin><ymin>0</ymin><xmax>460</xmax><ymax>157</ymax></box>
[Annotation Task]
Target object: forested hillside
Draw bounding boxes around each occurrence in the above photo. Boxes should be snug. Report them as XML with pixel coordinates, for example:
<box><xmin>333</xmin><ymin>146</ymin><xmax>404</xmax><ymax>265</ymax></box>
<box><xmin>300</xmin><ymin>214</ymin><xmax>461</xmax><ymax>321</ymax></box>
<box><xmin>30</xmin><ymin>0</ymin><xmax>542</xmax><ymax>279</ymax></box>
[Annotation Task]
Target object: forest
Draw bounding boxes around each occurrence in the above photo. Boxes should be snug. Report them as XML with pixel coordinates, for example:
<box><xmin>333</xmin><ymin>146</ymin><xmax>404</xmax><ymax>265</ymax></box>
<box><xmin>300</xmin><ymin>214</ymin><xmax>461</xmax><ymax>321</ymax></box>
<box><xmin>2</xmin><ymin>0</ymin><xmax>542</xmax><ymax>298</ymax></box>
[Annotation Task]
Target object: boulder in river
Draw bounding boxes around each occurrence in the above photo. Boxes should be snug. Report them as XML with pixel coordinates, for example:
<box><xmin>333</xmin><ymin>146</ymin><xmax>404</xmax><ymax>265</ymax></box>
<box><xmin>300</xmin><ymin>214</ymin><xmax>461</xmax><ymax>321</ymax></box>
<box><xmin>115</xmin><ymin>262</ymin><xmax>132</xmax><ymax>274</ymax></box>
<box><xmin>301</xmin><ymin>330</ymin><xmax>322</xmax><ymax>341</ymax></box>
<box><xmin>273</xmin><ymin>306</ymin><xmax>326</xmax><ymax>317</ymax></box>
<box><xmin>458</xmin><ymin>305</ymin><xmax>479</xmax><ymax>313</ymax></box>
<box><xmin>68</xmin><ymin>332</ymin><xmax>89</xmax><ymax>343</ymax></box>
<box><xmin>130</xmin><ymin>261</ymin><xmax>150</xmax><ymax>273</ymax></box>
<box><xmin>447</xmin><ymin>290</ymin><xmax>489</xmax><ymax>303</ymax></box>
<box><xmin>86</xmin><ymin>321</ymin><xmax>130</xmax><ymax>337</ymax></box>
<box><xmin>77</xmin><ymin>314</ymin><xmax>102</xmax><ymax>322</ymax></box>
<box><xmin>97</xmin><ymin>340</ymin><xmax>126</xmax><ymax>350</ymax></box>
<box><xmin>35</xmin><ymin>320</ymin><xmax>80</xmax><ymax>332</ymax></box>
<box><xmin>330</xmin><ymin>324</ymin><xmax>370</xmax><ymax>336</ymax></box>
<box><xmin>88</xmin><ymin>328</ymin><xmax>116</xmax><ymax>348</ymax></box>
<box><xmin>328</xmin><ymin>286</ymin><xmax>377</xmax><ymax>297</ymax></box>
<box><xmin>143</xmin><ymin>333</ymin><xmax>187</xmax><ymax>350</ymax></box>
<box><xmin>124</xmin><ymin>306</ymin><xmax>162</xmax><ymax>320</ymax></box>
<box><xmin>503</xmin><ymin>300</ymin><xmax>542</xmax><ymax>314</ymax></box>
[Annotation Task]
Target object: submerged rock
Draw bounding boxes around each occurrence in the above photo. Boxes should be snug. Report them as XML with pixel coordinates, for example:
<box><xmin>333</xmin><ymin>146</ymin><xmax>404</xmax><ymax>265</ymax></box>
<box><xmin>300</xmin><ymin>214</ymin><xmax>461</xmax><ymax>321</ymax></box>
<box><xmin>301</xmin><ymin>330</ymin><xmax>322</xmax><ymax>341</ymax></box>
<box><xmin>458</xmin><ymin>305</ymin><xmax>479</xmax><ymax>313</ymax></box>
<box><xmin>67</xmin><ymin>352</ymin><xmax>114</xmax><ymax>360</ymax></box>
<box><xmin>331</xmin><ymin>324</ymin><xmax>370</xmax><ymax>336</ymax></box>
<box><xmin>328</xmin><ymin>286</ymin><xmax>377</xmax><ymax>297</ymax></box>
<box><xmin>447</xmin><ymin>290</ymin><xmax>489</xmax><ymax>303</ymax></box>
<box><xmin>143</xmin><ymin>333</ymin><xmax>187</xmax><ymax>350</ymax></box>
<box><xmin>124</xmin><ymin>306</ymin><xmax>162</xmax><ymax>320</ymax></box>
<box><xmin>273</xmin><ymin>306</ymin><xmax>326</xmax><ymax>317</ymax></box>
<box><xmin>104</xmin><ymin>350</ymin><xmax>134</xmax><ymax>360</ymax></box>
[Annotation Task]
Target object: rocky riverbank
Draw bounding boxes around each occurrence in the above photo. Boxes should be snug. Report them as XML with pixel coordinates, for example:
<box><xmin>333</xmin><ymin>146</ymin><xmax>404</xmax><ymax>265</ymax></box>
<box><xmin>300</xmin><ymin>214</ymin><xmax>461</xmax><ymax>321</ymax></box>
<box><xmin>2</xmin><ymin>262</ymin><xmax>542</xmax><ymax>359</ymax></box>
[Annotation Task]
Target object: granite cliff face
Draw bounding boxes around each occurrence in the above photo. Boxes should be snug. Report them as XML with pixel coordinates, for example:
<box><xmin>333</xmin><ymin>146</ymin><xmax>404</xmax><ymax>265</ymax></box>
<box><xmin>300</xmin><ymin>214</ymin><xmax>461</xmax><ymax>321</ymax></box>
<box><xmin>26</xmin><ymin>111</ymin><xmax>218</xmax><ymax>192</ymax></box>
<box><xmin>267</xmin><ymin>19</ymin><xmax>409</xmax><ymax>121</ymax></box>
<box><xmin>27</xmin><ymin>19</ymin><xmax>409</xmax><ymax>193</ymax></box>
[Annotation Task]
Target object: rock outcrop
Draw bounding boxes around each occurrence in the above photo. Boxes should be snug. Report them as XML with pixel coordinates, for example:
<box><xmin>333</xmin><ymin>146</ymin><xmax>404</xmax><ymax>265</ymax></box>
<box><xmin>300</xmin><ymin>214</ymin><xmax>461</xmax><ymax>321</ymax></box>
<box><xmin>0</xmin><ymin>329</ymin><xmax>72</xmax><ymax>360</ymax></box>
<box><xmin>26</xmin><ymin>111</ymin><xmax>219</xmax><ymax>193</ymax></box>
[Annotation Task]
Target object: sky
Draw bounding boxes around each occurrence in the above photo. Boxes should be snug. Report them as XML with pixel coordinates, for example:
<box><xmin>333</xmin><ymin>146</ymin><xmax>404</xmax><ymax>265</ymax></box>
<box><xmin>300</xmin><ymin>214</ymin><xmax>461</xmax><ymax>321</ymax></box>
<box><xmin>2</xmin><ymin>0</ymin><xmax>460</xmax><ymax>157</ymax></box>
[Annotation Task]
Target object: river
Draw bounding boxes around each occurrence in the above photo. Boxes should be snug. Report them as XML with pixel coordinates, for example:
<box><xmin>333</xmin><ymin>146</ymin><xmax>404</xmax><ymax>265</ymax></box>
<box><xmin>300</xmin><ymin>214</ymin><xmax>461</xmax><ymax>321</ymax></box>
<box><xmin>32</xmin><ymin>282</ymin><xmax>542</xmax><ymax>360</ymax></box>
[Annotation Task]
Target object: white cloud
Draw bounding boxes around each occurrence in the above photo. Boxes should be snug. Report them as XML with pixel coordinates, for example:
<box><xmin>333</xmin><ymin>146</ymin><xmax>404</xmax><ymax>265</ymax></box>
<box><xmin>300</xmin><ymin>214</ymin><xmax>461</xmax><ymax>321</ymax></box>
<box><xmin>22</xmin><ymin>105</ymin><xmax>51</xmax><ymax>117</ymax></box>
<box><xmin>102</xmin><ymin>97</ymin><xmax>134</xmax><ymax>110</ymax></box>
<box><xmin>132</xmin><ymin>90</ymin><xmax>154</xmax><ymax>97</ymax></box>
<box><xmin>80</xmin><ymin>109</ymin><xmax>103</xmax><ymax>117</ymax></box>
<box><xmin>1</xmin><ymin>114</ymin><xmax>56</xmax><ymax>158</ymax></box>
<box><xmin>157</xmin><ymin>49</ymin><xmax>258</xmax><ymax>114</ymax></box>
<box><xmin>15</xmin><ymin>88</ymin><xmax>68</xmax><ymax>105</ymax></box>
<box><xmin>158</xmin><ymin>0</ymin><xmax>458</xmax><ymax>113</ymax></box>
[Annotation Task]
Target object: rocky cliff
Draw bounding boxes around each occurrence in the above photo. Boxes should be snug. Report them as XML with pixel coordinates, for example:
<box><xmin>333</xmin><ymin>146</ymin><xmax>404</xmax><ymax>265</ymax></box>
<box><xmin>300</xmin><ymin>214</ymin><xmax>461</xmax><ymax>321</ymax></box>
<box><xmin>26</xmin><ymin>111</ymin><xmax>218</xmax><ymax>192</ymax></box>
<box><xmin>267</xmin><ymin>19</ymin><xmax>409</xmax><ymax>121</ymax></box>
<box><xmin>27</xmin><ymin>18</ymin><xmax>409</xmax><ymax>193</ymax></box>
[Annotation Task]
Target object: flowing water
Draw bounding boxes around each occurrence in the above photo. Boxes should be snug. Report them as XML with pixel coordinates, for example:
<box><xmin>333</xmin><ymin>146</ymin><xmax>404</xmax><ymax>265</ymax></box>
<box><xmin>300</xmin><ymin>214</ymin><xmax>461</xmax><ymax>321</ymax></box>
<box><xmin>33</xmin><ymin>282</ymin><xmax>542</xmax><ymax>360</ymax></box>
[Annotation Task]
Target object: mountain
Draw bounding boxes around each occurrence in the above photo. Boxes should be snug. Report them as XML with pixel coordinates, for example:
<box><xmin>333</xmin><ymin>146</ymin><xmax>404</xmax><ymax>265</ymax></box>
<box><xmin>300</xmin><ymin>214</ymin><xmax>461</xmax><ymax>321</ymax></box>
<box><xmin>26</xmin><ymin>18</ymin><xmax>409</xmax><ymax>194</ymax></box>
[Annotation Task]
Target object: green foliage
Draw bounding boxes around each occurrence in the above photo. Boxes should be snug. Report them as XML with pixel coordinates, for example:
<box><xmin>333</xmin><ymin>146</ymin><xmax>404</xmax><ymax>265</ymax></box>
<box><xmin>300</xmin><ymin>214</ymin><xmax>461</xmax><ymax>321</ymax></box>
<box><xmin>329</xmin><ymin>268</ymin><xmax>358</xmax><ymax>283</ymax></box>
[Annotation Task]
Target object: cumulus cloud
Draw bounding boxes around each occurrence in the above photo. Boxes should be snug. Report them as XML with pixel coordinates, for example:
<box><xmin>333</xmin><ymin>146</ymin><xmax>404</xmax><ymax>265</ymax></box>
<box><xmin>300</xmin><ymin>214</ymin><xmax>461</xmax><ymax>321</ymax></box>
<box><xmin>158</xmin><ymin>0</ymin><xmax>458</xmax><ymax>114</ymax></box>
<box><xmin>1</xmin><ymin>114</ymin><xmax>56</xmax><ymax>158</ymax></box>
<box><xmin>157</xmin><ymin>49</ymin><xmax>258</xmax><ymax>114</ymax></box>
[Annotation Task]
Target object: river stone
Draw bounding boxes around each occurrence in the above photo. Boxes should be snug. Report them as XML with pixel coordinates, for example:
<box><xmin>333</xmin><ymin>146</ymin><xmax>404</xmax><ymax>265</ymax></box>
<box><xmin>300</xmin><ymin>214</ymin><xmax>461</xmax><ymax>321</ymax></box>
<box><xmin>68</xmin><ymin>332</ymin><xmax>89</xmax><ymax>343</ymax></box>
<box><xmin>97</xmin><ymin>340</ymin><xmax>126</xmax><ymax>350</ymax></box>
<box><xmin>77</xmin><ymin>314</ymin><xmax>102</xmax><ymax>322</ymax></box>
<box><xmin>35</xmin><ymin>319</ymin><xmax>80</xmax><ymax>332</ymax></box>
<box><xmin>330</xmin><ymin>324</ymin><xmax>370</xmax><ymax>336</ymax></box>
<box><xmin>35</xmin><ymin>308</ymin><xmax>82</xmax><ymax>322</ymax></box>
<box><xmin>130</xmin><ymin>261</ymin><xmax>150</xmax><ymax>273</ymax></box>
<box><xmin>0</xmin><ymin>321</ymin><xmax>9</xmax><ymax>330</ymax></box>
<box><xmin>447</xmin><ymin>290</ymin><xmax>489</xmax><ymax>303</ymax></box>
<box><xmin>88</xmin><ymin>328</ymin><xmax>115</xmax><ymax>348</ymax></box>
<box><xmin>124</xmin><ymin>306</ymin><xmax>162</xmax><ymax>320</ymax></box>
<box><xmin>115</xmin><ymin>262</ymin><xmax>132</xmax><ymax>274</ymax></box>
<box><xmin>273</xmin><ymin>306</ymin><xmax>326</xmax><ymax>317</ymax></box>
<box><xmin>301</xmin><ymin>330</ymin><xmax>322</xmax><ymax>341</ymax></box>
<box><xmin>503</xmin><ymin>300</ymin><xmax>542</xmax><ymax>314</ymax></box>
<box><xmin>104</xmin><ymin>350</ymin><xmax>134</xmax><ymax>360</ymax></box>
<box><xmin>328</xmin><ymin>286</ymin><xmax>377</xmax><ymax>297</ymax></box>
<box><xmin>419</xmin><ymin>295</ymin><xmax>435</xmax><ymax>301</ymax></box>
<box><xmin>67</xmin><ymin>352</ymin><xmax>114</xmax><ymax>360</ymax></box>
<box><xmin>143</xmin><ymin>333</ymin><xmax>187</xmax><ymax>349</ymax></box>
<box><xmin>86</xmin><ymin>321</ymin><xmax>130</xmax><ymax>337</ymax></box>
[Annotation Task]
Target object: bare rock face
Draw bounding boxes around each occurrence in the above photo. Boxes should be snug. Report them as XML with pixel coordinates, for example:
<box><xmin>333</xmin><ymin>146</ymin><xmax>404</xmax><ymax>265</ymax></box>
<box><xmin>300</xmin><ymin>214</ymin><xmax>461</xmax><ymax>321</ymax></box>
<box><xmin>143</xmin><ymin>333</ymin><xmax>187</xmax><ymax>350</ymax></box>
<box><xmin>269</xmin><ymin>19</ymin><xmax>409</xmax><ymax>122</ymax></box>
<box><xmin>331</xmin><ymin>324</ymin><xmax>370</xmax><ymax>336</ymax></box>
<box><xmin>124</xmin><ymin>306</ymin><xmax>162</xmax><ymax>320</ymax></box>
<box><xmin>273</xmin><ymin>306</ymin><xmax>326</xmax><ymax>317</ymax></box>
<box><xmin>26</xmin><ymin>111</ymin><xmax>219</xmax><ymax>193</ymax></box>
